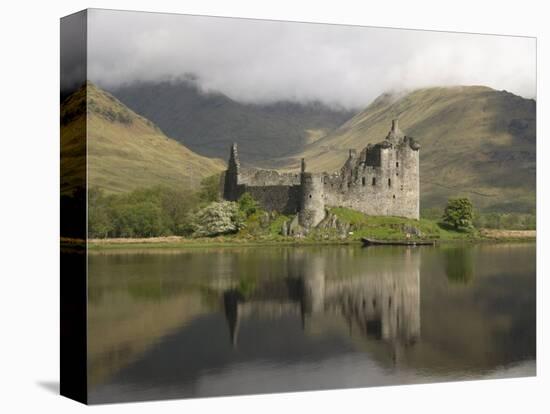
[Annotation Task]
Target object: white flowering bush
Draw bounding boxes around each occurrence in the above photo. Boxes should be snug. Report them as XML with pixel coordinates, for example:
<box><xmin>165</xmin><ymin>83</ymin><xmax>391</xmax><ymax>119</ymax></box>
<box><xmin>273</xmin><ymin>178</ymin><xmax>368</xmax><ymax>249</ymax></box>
<box><xmin>192</xmin><ymin>201</ymin><xmax>245</xmax><ymax>237</ymax></box>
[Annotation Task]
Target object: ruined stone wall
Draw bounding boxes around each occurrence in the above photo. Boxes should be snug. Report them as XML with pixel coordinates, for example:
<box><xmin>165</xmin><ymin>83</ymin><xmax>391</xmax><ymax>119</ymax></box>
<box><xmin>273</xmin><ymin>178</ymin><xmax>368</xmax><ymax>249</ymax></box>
<box><xmin>246</xmin><ymin>184</ymin><xmax>301</xmax><ymax>214</ymax></box>
<box><xmin>238</xmin><ymin>168</ymin><xmax>300</xmax><ymax>187</ymax></box>
<box><xmin>222</xmin><ymin>156</ymin><xmax>301</xmax><ymax>214</ymax></box>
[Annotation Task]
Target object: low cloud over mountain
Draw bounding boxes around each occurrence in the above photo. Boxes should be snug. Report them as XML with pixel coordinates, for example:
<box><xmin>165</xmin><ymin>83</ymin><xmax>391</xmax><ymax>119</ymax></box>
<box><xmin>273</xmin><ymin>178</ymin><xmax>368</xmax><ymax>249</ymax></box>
<box><xmin>87</xmin><ymin>9</ymin><xmax>535</xmax><ymax>108</ymax></box>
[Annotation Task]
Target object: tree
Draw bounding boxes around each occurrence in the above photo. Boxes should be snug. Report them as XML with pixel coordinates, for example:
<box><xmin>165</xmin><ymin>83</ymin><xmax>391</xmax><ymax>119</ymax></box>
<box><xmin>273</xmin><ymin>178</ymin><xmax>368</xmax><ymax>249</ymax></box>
<box><xmin>88</xmin><ymin>187</ymin><xmax>113</xmax><ymax>238</ymax></box>
<box><xmin>238</xmin><ymin>192</ymin><xmax>259</xmax><ymax>217</ymax></box>
<box><xmin>157</xmin><ymin>186</ymin><xmax>197</xmax><ymax>235</ymax></box>
<box><xmin>442</xmin><ymin>197</ymin><xmax>474</xmax><ymax>230</ymax></box>
<box><xmin>110</xmin><ymin>201</ymin><xmax>168</xmax><ymax>237</ymax></box>
<box><xmin>198</xmin><ymin>174</ymin><xmax>221</xmax><ymax>204</ymax></box>
<box><xmin>192</xmin><ymin>201</ymin><xmax>245</xmax><ymax>237</ymax></box>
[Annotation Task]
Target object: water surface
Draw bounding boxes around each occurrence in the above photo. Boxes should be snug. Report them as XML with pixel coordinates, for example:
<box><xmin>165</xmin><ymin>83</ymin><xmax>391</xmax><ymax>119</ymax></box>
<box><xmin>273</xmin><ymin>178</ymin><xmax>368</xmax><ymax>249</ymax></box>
<box><xmin>87</xmin><ymin>243</ymin><xmax>536</xmax><ymax>403</ymax></box>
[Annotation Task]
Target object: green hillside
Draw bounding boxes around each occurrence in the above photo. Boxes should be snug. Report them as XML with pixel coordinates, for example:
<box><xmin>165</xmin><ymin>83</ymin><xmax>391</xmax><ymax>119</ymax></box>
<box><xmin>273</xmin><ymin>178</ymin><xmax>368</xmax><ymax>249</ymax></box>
<box><xmin>60</xmin><ymin>85</ymin><xmax>87</xmax><ymax>195</ymax></box>
<box><xmin>282</xmin><ymin>86</ymin><xmax>536</xmax><ymax>213</ymax></box>
<box><xmin>61</xmin><ymin>82</ymin><xmax>224</xmax><ymax>194</ymax></box>
<box><xmin>110</xmin><ymin>80</ymin><xmax>355</xmax><ymax>164</ymax></box>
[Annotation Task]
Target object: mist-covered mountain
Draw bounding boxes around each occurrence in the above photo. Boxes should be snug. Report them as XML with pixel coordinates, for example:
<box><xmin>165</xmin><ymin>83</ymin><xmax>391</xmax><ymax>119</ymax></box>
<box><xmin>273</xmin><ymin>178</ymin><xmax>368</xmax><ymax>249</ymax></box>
<box><xmin>109</xmin><ymin>79</ymin><xmax>356</xmax><ymax>164</ymax></box>
<box><xmin>281</xmin><ymin>86</ymin><xmax>536</xmax><ymax>213</ymax></box>
<box><xmin>61</xmin><ymin>82</ymin><xmax>224</xmax><ymax>194</ymax></box>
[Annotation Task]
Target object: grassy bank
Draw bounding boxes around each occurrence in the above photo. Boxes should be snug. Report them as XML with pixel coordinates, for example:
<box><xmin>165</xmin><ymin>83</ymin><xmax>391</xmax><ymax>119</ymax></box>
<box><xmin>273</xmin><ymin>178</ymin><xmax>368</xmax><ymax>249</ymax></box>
<box><xmin>86</xmin><ymin>208</ymin><xmax>535</xmax><ymax>250</ymax></box>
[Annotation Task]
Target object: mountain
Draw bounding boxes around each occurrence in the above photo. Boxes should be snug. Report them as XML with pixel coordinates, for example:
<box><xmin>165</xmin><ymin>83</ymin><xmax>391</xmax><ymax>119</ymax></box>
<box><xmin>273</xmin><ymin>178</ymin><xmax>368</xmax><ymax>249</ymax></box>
<box><xmin>64</xmin><ymin>82</ymin><xmax>536</xmax><ymax>213</ymax></box>
<box><xmin>281</xmin><ymin>86</ymin><xmax>536</xmax><ymax>213</ymax></box>
<box><xmin>61</xmin><ymin>82</ymin><xmax>224</xmax><ymax>194</ymax></box>
<box><xmin>109</xmin><ymin>80</ymin><xmax>356</xmax><ymax>164</ymax></box>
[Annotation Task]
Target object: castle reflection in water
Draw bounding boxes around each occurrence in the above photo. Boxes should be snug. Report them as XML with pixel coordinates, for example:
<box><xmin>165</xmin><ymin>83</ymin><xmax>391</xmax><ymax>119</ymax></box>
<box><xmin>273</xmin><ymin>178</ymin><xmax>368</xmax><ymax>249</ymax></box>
<box><xmin>87</xmin><ymin>244</ymin><xmax>536</xmax><ymax>403</ymax></box>
<box><xmin>223</xmin><ymin>248</ymin><xmax>420</xmax><ymax>357</ymax></box>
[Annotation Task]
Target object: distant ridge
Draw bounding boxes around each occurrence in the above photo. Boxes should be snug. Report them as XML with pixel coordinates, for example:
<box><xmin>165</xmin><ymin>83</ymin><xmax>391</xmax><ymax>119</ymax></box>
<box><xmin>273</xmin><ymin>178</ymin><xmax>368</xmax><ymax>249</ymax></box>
<box><xmin>109</xmin><ymin>79</ymin><xmax>356</xmax><ymax>164</ymax></box>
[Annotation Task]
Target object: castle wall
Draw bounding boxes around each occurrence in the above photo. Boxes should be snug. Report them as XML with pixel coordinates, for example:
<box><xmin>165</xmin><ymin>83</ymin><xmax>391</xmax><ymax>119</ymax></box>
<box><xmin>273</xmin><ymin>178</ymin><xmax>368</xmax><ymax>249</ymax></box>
<box><xmin>246</xmin><ymin>184</ymin><xmax>301</xmax><ymax>214</ymax></box>
<box><xmin>222</xmin><ymin>152</ymin><xmax>301</xmax><ymax>214</ymax></box>
<box><xmin>238</xmin><ymin>168</ymin><xmax>300</xmax><ymax>187</ymax></box>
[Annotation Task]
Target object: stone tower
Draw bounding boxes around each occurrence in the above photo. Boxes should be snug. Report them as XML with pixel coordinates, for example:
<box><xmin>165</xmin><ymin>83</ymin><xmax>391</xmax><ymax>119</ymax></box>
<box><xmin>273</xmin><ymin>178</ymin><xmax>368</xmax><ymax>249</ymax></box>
<box><xmin>298</xmin><ymin>159</ymin><xmax>326</xmax><ymax>228</ymax></box>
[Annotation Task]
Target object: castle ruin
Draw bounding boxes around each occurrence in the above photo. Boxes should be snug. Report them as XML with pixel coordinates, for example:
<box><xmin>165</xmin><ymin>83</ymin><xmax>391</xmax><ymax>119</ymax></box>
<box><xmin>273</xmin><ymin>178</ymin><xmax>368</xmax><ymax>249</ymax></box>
<box><xmin>221</xmin><ymin>119</ymin><xmax>420</xmax><ymax>227</ymax></box>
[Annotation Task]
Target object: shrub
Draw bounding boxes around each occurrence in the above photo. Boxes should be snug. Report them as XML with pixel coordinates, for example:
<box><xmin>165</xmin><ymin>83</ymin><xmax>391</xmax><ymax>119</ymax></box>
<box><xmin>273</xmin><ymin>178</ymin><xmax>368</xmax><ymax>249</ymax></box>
<box><xmin>238</xmin><ymin>192</ymin><xmax>260</xmax><ymax>217</ymax></box>
<box><xmin>442</xmin><ymin>198</ymin><xmax>474</xmax><ymax>230</ymax></box>
<box><xmin>192</xmin><ymin>201</ymin><xmax>245</xmax><ymax>237</ymax></box>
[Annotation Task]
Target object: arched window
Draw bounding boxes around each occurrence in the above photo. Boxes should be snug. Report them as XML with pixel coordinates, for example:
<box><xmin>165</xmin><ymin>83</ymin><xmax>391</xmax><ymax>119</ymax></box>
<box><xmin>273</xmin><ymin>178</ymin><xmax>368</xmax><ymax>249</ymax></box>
<box><xmin>388</xmin><ymin>178</ymin><xmax>391</xmax><ymax>187</ymax></box>
<box><xmin>372</xmin><ymin>177</ymin><xmax>376</xmax><ymax>186</ymax></box>
<box><xmin>362</xmin><ymin>177</ymin><xmax>366</xmax><ymax>186</ymax></box>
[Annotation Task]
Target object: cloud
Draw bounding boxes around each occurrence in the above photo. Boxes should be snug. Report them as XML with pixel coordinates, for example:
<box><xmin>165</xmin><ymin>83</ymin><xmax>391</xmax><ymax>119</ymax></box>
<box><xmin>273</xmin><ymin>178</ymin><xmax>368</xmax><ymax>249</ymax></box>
<box><xmin>87</xmin><ymin>9</ymin><xmax>536</xmax><ymax>108</ymax></box>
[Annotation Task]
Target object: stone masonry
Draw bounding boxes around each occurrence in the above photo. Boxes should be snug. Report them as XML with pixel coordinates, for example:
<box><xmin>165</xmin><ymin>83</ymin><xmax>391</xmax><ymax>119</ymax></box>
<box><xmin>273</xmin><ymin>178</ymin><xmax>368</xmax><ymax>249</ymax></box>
<box><xmin>221</xmin><ymin>119</ymin><xmax>420</xmax><ymax>227</ymax></box>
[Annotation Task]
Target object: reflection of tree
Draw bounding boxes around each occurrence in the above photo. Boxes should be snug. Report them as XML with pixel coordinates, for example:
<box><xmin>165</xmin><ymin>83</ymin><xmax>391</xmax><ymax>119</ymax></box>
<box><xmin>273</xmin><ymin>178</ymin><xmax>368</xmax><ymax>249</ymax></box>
<box><xmin>444</xmin><ymin>247</ymin><xmax>474</xmax><ymax>284</ymax></box>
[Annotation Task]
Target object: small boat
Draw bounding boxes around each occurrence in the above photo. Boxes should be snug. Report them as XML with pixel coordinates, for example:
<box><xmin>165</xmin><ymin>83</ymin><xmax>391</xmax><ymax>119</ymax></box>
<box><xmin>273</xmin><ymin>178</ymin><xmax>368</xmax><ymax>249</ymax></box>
<box><xmin>361</xmin><ymin>238</ymin><xmax>436</xmax><ymax>246</ymax></box>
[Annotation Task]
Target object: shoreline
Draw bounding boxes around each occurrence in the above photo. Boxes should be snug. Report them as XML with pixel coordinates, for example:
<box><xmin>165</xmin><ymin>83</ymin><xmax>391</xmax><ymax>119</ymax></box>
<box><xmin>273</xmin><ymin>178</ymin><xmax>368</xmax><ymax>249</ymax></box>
<box><xmin>80</xmin><ymin>229</ymin><xmax>536</xmax><ymax>250</ymax></box>
<box><xmin>86</xmin><ymin>237</ymin><xmax>356</xmax><ymax>250</ymax></box>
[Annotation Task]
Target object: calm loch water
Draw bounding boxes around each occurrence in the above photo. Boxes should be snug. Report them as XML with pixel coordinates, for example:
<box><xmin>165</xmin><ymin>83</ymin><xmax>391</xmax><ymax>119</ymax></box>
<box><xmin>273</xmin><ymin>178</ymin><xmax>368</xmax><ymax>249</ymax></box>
<box><xmin>87</xmin><ymin>243</ymin><xmax>536</xmax><ymax>404</ymax></box>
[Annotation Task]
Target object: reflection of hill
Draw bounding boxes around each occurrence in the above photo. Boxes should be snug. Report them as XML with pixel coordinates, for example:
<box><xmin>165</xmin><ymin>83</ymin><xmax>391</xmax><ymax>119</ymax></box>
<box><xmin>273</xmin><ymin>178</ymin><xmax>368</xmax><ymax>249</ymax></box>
<box><xmin>87</xmin><ymin>253</ymin><xmax>214</xmax><ymax>386</ymax></box>
<box><xmin>88</xmin><ymin>291</ymin><xmax>209</xmax><ymax>387</ymax></box>
<box><xmin>406</xmin><ymin>243</ymin><xmax>536</xmax><ymax>374</ymax></box>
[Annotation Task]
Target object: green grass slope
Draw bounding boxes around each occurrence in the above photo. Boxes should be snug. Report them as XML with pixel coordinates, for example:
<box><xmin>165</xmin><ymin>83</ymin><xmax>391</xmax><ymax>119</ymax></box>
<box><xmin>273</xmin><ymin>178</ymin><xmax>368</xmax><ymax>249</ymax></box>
<box><xmin>61</xmin><ymin>82</ymin><xmax>224</xmax><ymax>194</ymax></box>
<box><xmin>61</xmin><ymin>85</ymin><xmax>87</xmax><ymax>195</ymax></box>
<box><xmin>282</xmin><ymin>86</ymin><xmax>536</xmax><ymax>213</ymax></box>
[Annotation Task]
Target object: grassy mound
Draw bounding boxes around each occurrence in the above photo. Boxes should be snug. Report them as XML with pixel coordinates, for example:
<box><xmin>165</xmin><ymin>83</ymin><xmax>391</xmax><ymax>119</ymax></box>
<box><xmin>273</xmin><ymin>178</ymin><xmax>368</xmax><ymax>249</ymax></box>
<box><xmin>330</xmin><ymin>207</ymin><xmax>477</xmax><ymax>241</ymax></box>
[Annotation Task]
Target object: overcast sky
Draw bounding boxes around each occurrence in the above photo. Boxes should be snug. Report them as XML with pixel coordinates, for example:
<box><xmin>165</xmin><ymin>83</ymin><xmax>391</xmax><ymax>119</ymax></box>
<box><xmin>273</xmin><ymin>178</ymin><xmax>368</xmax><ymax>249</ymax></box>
<box><xmin>87</xmin><ymin>9</ymin><xmax>536</xmax><ymax>109</ymax></box>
